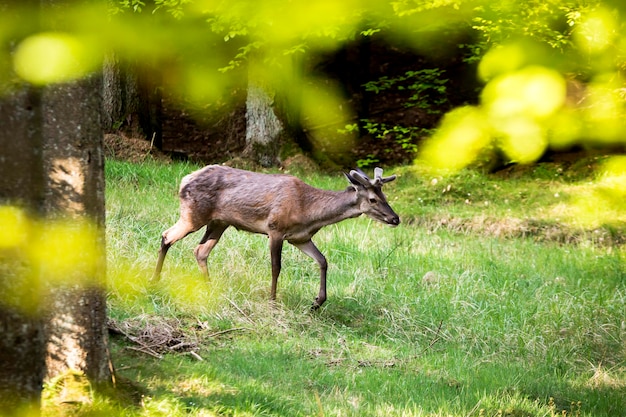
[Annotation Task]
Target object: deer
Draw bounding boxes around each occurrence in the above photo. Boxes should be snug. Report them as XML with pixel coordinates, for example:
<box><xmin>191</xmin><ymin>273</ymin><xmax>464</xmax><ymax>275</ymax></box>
<box><xmin>151</xmin><ymin>165</ymin><xmax>400</xmax><ymax>309</ymax></box>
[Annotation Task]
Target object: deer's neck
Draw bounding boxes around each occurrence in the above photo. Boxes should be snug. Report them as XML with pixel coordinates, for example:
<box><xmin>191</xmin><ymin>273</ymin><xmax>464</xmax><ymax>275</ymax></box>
<box><xmin>306</xmin><ymin>187</ymin><xmax>360</xmax><ymax>228</ymax></box>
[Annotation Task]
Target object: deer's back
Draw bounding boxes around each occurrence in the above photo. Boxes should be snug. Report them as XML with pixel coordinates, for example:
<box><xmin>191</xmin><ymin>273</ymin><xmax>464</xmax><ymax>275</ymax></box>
<box><xmin>179</xmin><ymin>165</ymin><xmax>311</xmax><ymax>234</ymax></box>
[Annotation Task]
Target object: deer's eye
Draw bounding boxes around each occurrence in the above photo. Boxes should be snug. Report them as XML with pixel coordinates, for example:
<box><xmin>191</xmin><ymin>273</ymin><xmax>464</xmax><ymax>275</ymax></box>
<box><xmin>369</xmin><ymin>197</ymin><xmax>378</xmax><ymax>204</ymax></box>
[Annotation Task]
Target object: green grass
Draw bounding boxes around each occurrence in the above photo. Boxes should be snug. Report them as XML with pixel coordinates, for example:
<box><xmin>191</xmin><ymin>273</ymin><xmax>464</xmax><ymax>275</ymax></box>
<box><xmin>53</xmin><ymin>158</ymin><xmax>626</xmax><ymax>417</ymax></box>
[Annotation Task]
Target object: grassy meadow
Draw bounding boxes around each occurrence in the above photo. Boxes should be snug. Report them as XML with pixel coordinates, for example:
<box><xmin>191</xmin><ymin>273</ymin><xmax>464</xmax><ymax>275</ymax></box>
<box><xmin>67</xmin><ymin>156</ymin><xmax>626</xmax><ymax>416</ymax></box>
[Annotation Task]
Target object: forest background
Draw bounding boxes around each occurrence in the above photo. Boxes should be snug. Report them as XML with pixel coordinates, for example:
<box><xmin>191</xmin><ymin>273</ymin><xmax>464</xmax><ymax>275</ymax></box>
<box><xmin>8</xmin><ymin>0</ymin><xmax>626</xmax><ymax>171</ymax></box>
<box><xmin>100</xmin><ymin>0</ymin><xmax>626</xmax><ymax>171</ymax></box>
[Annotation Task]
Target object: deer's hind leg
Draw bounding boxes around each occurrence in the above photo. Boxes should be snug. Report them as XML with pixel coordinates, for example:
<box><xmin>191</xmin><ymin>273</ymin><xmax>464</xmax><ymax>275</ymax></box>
<box><xmin>194</xmin><ymin>222</ymin><xmax>228</xmax><ymax>276</ymax></box>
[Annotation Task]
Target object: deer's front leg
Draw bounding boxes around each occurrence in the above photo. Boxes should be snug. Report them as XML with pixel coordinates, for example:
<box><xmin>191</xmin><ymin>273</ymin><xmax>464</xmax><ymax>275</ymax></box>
<box><xmin>293</xmin><ymin>240</ymin><xmax>328</xmax><ymax>309</ymax></box>
<box><xmin>152</xmin><ymin>237</ymin><xmax>171</xmax><ymax>281</ymax></box>
<box><xmin>269</xmin><ymin>236</ymin><xmax>284</xmax><ymax>302</ymax></box>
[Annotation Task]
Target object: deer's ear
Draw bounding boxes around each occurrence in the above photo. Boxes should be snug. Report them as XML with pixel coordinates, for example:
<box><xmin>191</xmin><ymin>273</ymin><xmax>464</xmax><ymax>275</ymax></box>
<box><xmin>347</xmin><ymin>170</ymin><xmax>371</xmax><ymax>187</ymax></box>
<box><xmin>344</xmin><ymin>172</ymin><xmax>360</xmax><ymax>191</ymax></box>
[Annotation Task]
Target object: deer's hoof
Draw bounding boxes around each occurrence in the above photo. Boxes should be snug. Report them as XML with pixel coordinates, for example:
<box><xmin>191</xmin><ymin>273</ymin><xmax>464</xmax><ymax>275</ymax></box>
<box><xmin>311</xmin><ymin>297</ymin><xmax>324</xmax><ymax>311</ymax></box>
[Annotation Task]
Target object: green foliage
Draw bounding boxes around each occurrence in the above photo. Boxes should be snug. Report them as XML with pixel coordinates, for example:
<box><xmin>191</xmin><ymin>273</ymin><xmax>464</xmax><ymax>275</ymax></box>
<box><xmin>461</xmin><ymin>0</ymin><xmax>584</xmax><ymax>64</ymax></box>
<box><xmin>355</xmin><ymin>153</ymin><xmax>381</xmax><ymax>168</ymax></box>
<box><xmin>110</xmin><ymin>0</ymin><xmax>147</xmax><ymax>14</ymax></box>
<box><xmin>342</xmin><ymin>120</ymin><xmax>426</xmax><ymax>158</ymax></box>
<box><xmin>363</xmin><ymin>121</ymin><xmax>425</xmax><ymax>152</ymax></box>
<box><xmin>343</xmin><ymin>69</ymin><xmax>448</xmax><ymax>166</ymax></box>
<box><xmin>7</xmin><ymin>0</ymin><xmax>620</xmax><ymax>167</ymax></box>
<box><xmin>111</xmin><ymin>0</ymin><xmax>193</xmax><ymax>17</ymax></box>
<box><xmin>153</xmin><ymin>0</ymin><xmax>193</xmax><ymax>19</ymax></box>
<box><xmin>362</xmin><ymin>68</ymin><xmax>449</xmax><ymax>113</ymax></box>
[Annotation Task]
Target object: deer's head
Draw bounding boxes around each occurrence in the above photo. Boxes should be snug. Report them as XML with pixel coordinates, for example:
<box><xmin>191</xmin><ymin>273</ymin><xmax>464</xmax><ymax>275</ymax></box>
<box><xmin>346</xmin><ymin>167</ymin><xmax>400</xmax><ymax>226</ymax></box>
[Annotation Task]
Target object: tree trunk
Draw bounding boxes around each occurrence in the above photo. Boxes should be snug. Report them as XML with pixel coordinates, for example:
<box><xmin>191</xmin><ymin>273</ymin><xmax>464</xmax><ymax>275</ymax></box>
<box><xmin>0</xmin><ymin>0</ymin><xmax>110</xmax><ymax>412</ymax></box>
<box><xmin>244</xmin><ymin>60</ymin><xmax>284</xmax><ymax>167</ymax></box>
<box><xmin>102</xmin><ymin>53</ymin><xmax>133</xmax><ymax>132</ymax></box>
<box><xmin>0</xmin><ymin>73</ymin><xmax>111</xmax><ymax>417</ymax></box>
<box><xmin>38</xmin><ymin>0</ymin><xmax>112</xmax><ymax>387</ymax></box>
<box><xmin>41</xmin><ymin>73</ymin><xmax>112</xmax><ymax>386</ymax></box>
<box><xmin>0</xmin><ymin>86</ymin><xmax>47</xmax><ymax>416</ymax></box>
<box><xmin>103</xmin><ymin>55</ymin><xmax>163</xmax><ymax>149</ymax></box>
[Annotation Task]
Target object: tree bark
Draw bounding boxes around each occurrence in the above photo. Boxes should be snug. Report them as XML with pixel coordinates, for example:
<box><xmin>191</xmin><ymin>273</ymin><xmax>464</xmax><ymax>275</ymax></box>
<box><xmin>102</xmin><ymin>53</ymin><xmax>132</xmax><ymax>132</ymax></box>
<box><xmin>0</xmin><ymin>86</ymin><xmax>47</xmax><ymax>416</ymax></box>
<box><xmin>37</xmin><ymin>0</ymin><xmax>112</xmax><ymax>387</ymax></box>
<box><xmin>103</xmin><ymin>55</ymin><xmax>163</xmax><ymax>148</ymax></box>
<box><xmin>244</xmin><ymin>59</ymin><xmax>284</xmax><ymax>167</ymax></box>
<box><xmin>0</xmin><ymin>0</ymin><xmax>110</xmax><ymax>412</ymax></box>
<box><xmin>41</xmin><ymin>73</ymin><xmax>112</xmax><ymax>386</ymax></box>
<box><xmin>0</xmin><ymin>69</ymin><xmax>111</xmax><ymax>417</ymax></box>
